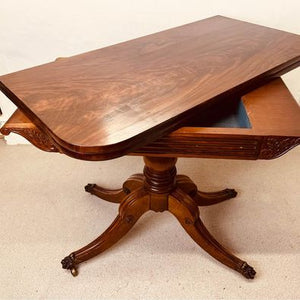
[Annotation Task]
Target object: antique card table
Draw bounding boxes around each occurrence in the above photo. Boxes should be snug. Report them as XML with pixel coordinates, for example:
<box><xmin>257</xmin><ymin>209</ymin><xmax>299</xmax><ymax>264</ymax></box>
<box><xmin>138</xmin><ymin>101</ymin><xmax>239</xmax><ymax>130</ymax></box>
<box><xmin>0</xmin><ymin>16</ymin><xmax>300</xmax><ymax>279</ymax></box>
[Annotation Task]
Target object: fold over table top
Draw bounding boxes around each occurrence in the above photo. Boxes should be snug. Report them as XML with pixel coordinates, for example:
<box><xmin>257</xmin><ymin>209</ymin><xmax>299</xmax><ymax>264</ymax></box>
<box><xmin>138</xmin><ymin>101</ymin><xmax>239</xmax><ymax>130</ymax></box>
<box><xmin>0</xmin><ymin>16</ymin><xmax>299</xmax><ymax>160</ymax></box>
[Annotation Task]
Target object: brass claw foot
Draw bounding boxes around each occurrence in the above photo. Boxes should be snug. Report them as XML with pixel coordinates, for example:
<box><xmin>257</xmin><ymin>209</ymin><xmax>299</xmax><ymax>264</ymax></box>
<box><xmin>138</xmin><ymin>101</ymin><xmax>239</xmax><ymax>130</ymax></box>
<box><xmin>84</xmin><ymin>183</ymin><xmax>125</xmax><ymax>203</ymax></box>
<box><xmin>61</xmin><ymin>253</ymin><xmax>78</xmax><ymax>277</ymax></box>
<box><xmin>169</xmin><ymin>188</ymin><xmax>255</xmax><ymax>279</ymax></box>
<box><xmin>240</xmin><ymin>262</ymin><xmax>256</xmax><ymax>279</ymax></box>
<box><xmin>224</xmin><ymin>188</ymin><xmax>238</xmax><ymax>198</ymax></box>
<box><xmin>63</xmin><ymin>157</ymin><xmax>256</xmax><ymax>279</ymax></box>
<box><xmin>63</xmin><ymin>188</ymin><xmax>150</xmax><ymax>275</ymax></box>
<box><xmin>195</xmin><ymin>188</ymin><xmax>237</xmax><ymax>206</ymax></box>
<box><xmin>85</xmin><ymin>183</ymin><xmax>96</xmax><ymax>193</ymax></box>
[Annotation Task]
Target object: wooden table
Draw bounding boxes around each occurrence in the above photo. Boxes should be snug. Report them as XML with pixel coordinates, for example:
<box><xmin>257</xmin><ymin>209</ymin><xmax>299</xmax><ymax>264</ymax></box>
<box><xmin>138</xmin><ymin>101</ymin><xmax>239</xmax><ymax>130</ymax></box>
<box><xmin>1</xmin><ymin>16</ymin><xmax>300</xmax><ymax>279</ymax></box>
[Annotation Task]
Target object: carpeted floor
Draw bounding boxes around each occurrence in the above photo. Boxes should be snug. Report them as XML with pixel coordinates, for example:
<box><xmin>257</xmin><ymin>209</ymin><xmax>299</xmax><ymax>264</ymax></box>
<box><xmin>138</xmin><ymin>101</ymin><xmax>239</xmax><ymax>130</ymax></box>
<box><xmin>0</xmin><ymin>140</ymin><xmax>299</xmax><ymax>299</ymax></box>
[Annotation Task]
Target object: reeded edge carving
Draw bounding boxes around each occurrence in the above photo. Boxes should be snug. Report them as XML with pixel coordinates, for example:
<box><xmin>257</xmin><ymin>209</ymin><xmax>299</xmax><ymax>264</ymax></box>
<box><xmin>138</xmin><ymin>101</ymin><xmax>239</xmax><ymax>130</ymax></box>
<box><xmin>134</xmin><ymin>135</ymin><xmax>260</xmax><ymax>160</ymax></box>
<box><xmin>259</xmin><ymin>136</ymin><xmax>300</xmax><ymax>160</ymax></box>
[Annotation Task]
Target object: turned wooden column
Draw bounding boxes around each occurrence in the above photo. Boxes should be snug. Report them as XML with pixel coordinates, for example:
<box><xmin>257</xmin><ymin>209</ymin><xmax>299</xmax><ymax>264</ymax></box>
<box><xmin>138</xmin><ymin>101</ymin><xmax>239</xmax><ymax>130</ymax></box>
<box><xmin>63</xmin><ymin>156</ymin><xmax>254</xmax><ymax>279</ymax></box>
<box><xmin>143</xmin><ymin>156</ymin><xmax>177</xmax><ymax>212</ymax></box>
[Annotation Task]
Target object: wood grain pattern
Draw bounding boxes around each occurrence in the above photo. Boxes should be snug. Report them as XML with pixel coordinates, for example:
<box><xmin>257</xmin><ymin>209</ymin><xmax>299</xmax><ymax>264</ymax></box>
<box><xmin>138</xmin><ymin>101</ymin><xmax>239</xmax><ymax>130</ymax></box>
<box><xmin>62</xmin><ymin>187</ymin><xmax>150</xmax><ymax>274</ymax></box>
<box><xmin>1</xmin><ymin>78</ymin><xmax>299</xmax><ymax>160</ymax></box>
<box><xmin>62</xmin><ymin>156</ymin><xmax>255</xmax><ymax>279</ymax></box>
<box><xmin>84</xmin><ymin>174</ymin><xmax>144</xmax><ymax>203</ymax></box>
<box><xmin>134</xmin><ymin>78</ymin><xmax>300</xmax><ymax>159</ymax></box>
<box><xmin>0</xmin><ymin>16</ymin><xmax>299</xmax><ymax>160</ymax></box>
<box><xmin>168</xmin><ymin>188</ymin><xmax>255</xmax><ymax>279</ymax></box>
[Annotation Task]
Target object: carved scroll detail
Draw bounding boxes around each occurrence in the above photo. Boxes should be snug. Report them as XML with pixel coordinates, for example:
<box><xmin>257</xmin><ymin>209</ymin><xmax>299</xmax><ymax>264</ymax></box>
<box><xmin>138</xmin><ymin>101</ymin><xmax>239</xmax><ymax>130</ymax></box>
<box><xmin>1</xmin><ymin>127</ymin><xmax>59</xmax><ymax>152</ymax></box>
<box><xmin>259</xmin><ymin>136</ymin><xmax>300</xmax><ymax>160</ymax></box>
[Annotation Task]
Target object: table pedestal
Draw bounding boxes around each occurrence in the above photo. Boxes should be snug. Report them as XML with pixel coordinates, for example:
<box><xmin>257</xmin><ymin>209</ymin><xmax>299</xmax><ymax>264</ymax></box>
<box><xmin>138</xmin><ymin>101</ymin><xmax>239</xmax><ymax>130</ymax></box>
<box><xmin>61</xmin><ymin>156</ymin><xmax>256</xmax><ymax>279</ymax></box>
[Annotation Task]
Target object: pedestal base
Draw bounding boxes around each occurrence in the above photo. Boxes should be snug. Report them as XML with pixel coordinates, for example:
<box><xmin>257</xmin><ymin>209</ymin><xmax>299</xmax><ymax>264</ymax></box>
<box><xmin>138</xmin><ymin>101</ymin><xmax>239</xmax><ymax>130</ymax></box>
<box><xmin>61</xmin><ymin>156</ymin><xmax>255</xmax><ymax>279</ymax></box>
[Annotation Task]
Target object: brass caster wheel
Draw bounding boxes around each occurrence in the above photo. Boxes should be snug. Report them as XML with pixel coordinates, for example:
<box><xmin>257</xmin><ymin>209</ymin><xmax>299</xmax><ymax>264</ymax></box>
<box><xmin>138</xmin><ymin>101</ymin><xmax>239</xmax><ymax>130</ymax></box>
<box><xmin>71</xmin><ymin>267</ymin><xmax>78</xmax><ymax>277</ymax></box>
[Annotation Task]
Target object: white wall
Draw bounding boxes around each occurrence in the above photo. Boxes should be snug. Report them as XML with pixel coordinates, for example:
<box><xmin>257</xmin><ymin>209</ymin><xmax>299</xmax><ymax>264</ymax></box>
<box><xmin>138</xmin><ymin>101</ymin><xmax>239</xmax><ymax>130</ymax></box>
<box><xmin>0</xmin><ymin>0</ymin><xmax>299</xmax><ymax>144</ymax></box>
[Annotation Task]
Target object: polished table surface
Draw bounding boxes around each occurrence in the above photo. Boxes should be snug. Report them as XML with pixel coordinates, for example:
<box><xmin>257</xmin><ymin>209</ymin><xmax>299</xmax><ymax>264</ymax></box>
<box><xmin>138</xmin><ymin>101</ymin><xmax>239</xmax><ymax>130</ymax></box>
<box><xmin>3</xmin><ymin>78</ymin><xmax>300</xmax><ymax>160</ymax></box>
<box><xmin>0</xmin><ymin>16</ymin><xmax>299</xmax><ymax>160</ymax></box>
<box><xmin>1</xmin><ymin>16</ymin><xmax>300</xmax><ymax>279</ymax></box>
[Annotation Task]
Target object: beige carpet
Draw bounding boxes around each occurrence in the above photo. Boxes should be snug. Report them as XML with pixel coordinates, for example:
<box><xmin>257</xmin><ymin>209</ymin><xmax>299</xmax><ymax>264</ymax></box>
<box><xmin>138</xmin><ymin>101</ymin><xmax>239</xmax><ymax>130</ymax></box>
<box><xmin>0</xmin><ymin>140</ymin><xmax>299</xmax><ymax>300</ymax></box>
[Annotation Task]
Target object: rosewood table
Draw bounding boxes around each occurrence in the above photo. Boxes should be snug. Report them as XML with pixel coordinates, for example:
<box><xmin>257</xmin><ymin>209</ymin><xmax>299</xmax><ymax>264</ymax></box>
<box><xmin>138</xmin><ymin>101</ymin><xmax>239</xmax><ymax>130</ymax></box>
<box><xmin>0</xmin><ymin>16</ymin><xmax>300</xmax><ymax>279</ymax></box>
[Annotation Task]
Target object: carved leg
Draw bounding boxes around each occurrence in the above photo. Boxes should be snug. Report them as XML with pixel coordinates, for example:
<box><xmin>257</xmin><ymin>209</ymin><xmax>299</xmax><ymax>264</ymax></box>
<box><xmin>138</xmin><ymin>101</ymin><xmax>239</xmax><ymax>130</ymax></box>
<box><xmin>168</xmin><ymin>188</ymin><xmax>255</xmax><ymax>279</ymax></box>
<box><xmin>84</xmin><ymin>173</ymin><xmax>144</xmax><ymax>203</ymax></box>
<box><xmin>63</xmin><ymin>156</ymin><xmax>255</xmax><ymax>279</ymax></box>
<box><xmin>176</xmin><ymin>175</ymin><xmax>237</xmax><ymax>206</ymax></box>
<box><xmin>62</xmin><ymin>187</ymin><xmax>150</xmax><ymax>276</ymax></box>
<box><xmin>195</xmin><ymin>189</ymin><xmax>237</xmax><ymax>206</ymax></box>
<box><xmin>123</xmin><ymin>174</ymin><xmax>145</xmax><ymax>194</ymax></box>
